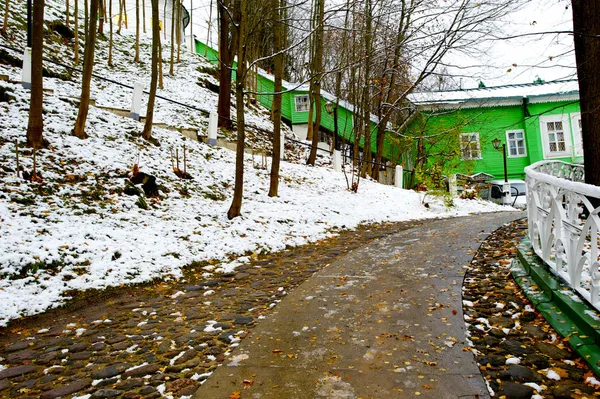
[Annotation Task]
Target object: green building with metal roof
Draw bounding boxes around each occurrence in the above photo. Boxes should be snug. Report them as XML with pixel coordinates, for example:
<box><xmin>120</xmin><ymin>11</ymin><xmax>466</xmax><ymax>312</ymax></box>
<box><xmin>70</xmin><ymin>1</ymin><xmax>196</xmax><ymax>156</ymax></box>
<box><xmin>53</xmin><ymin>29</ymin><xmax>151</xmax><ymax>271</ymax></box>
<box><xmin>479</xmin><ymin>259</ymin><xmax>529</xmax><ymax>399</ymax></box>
<box><xmin>406</xmin><ymin>79</ymin><xmax>582</xmax><ymax>181</ymax></box>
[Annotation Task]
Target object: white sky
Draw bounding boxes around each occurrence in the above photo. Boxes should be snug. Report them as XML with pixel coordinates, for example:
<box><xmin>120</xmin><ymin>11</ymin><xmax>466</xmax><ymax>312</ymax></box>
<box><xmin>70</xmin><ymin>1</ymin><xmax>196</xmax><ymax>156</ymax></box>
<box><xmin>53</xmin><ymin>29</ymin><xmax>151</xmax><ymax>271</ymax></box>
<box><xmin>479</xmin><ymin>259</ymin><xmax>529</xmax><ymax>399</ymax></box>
<box><xmin>182</xmin><ymin>0</ymin><xmax>576</xmax><ymax>89</ymax></box>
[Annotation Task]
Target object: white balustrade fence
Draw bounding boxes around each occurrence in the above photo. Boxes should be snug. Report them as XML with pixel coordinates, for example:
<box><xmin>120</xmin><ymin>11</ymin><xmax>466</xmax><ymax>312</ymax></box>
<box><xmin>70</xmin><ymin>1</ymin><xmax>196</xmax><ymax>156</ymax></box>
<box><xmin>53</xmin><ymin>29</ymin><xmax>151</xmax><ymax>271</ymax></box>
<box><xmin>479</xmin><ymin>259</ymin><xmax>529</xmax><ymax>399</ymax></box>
<box><xmin>525</xmin><ymin>160</ymin><xmax>600</xmax><ymax>310</ymax></box>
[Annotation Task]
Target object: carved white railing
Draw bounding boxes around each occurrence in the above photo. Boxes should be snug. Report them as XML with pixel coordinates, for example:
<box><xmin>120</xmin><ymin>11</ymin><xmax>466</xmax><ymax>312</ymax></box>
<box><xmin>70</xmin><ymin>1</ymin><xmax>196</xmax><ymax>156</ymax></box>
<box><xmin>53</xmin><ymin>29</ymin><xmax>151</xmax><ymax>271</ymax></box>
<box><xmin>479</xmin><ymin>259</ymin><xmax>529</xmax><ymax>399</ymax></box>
<box><xmin>525</xmin><ymin>160</ymin><xmax>600</xmax><ymax>310</ymax></box>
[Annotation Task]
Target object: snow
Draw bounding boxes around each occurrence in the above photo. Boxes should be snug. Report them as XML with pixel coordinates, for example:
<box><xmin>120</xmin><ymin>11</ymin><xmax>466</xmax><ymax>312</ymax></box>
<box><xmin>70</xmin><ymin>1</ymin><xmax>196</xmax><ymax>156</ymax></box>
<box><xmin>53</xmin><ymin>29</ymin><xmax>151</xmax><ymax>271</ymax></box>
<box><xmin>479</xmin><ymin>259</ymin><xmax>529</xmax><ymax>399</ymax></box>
<box><xmin>409</xmin><ymin>79</ymin><xmax>579</xmax><ymax>106</ymax></box>
<box><xmin>545</xmin><ymin>369</ymin><xmax>561</xmax><ymax>380</ymax></box>
<box><xmin>0</xmin><ymin>0</ymin><xmax>511</xmax><ymax>327</ymax></box>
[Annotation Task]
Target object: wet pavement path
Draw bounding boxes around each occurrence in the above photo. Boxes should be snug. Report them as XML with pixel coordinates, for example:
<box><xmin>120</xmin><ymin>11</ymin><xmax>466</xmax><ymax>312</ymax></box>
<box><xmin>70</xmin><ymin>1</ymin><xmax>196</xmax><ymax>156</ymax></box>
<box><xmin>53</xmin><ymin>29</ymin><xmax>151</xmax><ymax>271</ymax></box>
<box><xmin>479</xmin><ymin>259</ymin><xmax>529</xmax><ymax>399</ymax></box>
<box><xmin>0</xmin><ymin>218</ymin><xmax>429</xmax><ymax>398</ymax></box>
<box><xmin>194</xmin><ymin>212</ymin><xmax>523</xmax><ymax>399</ymax></box>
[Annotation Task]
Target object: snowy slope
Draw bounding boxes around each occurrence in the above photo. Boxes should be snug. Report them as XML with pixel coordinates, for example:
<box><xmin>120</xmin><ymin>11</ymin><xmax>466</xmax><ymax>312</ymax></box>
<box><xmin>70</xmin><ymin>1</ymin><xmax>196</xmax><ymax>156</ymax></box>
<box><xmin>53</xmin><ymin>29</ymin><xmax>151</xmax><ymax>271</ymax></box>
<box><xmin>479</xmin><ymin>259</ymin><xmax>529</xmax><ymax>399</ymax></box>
<box><xmin>0</xmin><ymin>0</ymin><xmax>511</xmax><ymax>327</ymax></box>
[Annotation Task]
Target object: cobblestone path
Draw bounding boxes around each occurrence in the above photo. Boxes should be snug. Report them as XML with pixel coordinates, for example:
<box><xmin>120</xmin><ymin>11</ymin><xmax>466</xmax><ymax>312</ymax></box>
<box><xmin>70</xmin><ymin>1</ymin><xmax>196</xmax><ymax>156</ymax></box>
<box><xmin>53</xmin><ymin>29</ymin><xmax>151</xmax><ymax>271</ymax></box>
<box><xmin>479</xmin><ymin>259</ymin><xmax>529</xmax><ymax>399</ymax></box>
<box><xmin>0</xmin><ymin>221</ymin><xmax>419</xmax><ymax>399</ymax></box>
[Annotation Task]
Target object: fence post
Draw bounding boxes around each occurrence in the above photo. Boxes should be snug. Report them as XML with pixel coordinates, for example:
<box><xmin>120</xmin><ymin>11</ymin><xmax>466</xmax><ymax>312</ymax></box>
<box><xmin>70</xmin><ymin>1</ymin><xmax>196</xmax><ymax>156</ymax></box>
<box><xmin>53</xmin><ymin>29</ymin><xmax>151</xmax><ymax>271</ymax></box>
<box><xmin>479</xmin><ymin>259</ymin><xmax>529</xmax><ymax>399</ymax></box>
<box><xmin>208</xmin><ymin>111</ymin><xmax>218</xmax><ymax>146</ymax></box>
<box><xmin>395</xmin><ymin>165</ymin><xmax>403</xmax><ymax>188</ymax></box>
<box><xmin>280</xmin><ymin>135</ymin><xmax>285</xmax><ymax>160</ymax></box>
<box><xmin>332</xmin><ymin>149</ymin><xmax>342</xmax><ymax>172</ymax></box>
<box><xmin>130</xmin><ymin>82</ymin><xmax>144</xmax><ymax>120</ymax></box>
<box><xmin>449</xmin><ymin>174</ymin><xmax>458</xmax><ymax>197</ymax></box>
<box><xmin>22</xmin><ymin>48</ymin><xmax>32</xmax><ymax>89</ymax></box>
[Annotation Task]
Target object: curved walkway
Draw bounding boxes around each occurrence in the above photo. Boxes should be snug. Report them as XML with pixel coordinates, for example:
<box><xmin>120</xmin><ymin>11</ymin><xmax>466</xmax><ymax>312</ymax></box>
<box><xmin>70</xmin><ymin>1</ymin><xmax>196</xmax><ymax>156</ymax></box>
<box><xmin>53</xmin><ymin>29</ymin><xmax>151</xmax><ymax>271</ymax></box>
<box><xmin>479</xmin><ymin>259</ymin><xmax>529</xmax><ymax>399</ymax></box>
<box><xmin>194</xmin><ymin>212</ymin><xmax>523</xmax><ymax>399</ymax></box>
<box><xmin>0</xmin><ymin>212</ymin><xmax>524</xmax><ymax>399</ymax></box>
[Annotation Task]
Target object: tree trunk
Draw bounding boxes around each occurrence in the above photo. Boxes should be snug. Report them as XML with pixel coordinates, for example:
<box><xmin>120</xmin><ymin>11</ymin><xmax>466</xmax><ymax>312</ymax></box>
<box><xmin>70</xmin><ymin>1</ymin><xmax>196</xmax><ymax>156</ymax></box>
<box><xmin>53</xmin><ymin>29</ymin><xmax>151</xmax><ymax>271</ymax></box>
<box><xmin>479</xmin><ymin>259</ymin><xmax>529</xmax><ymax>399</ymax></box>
<box><xmin>228</xmin><ymin>0</ymin><xmax>247</xmax><ymax>220</ymax></box>
<box><xmin>116</xmin><ymin>0</ymin><xmax>122</xmax><ymax>34</ymax></box>
<box><xmin>158</xmin><ymin>39</ymin><xmax>164</xmax><ymax>88</ymax></box>
<box><xmin>74</xmin><ymin>0</ymin><xmax>79</xmax><ymax>63</ymax></box>
<box><xmin>123</xmin><ymin>0</ymin><xmax>127</xmax><ymax>28</ymax></box>
<box><xmin>169</xmin><ymin>0</ymin><xmax>175</xmax><ymax>75</ymax></box>
<box><xmin>142</xmin><ymin>0</ymin><xmax>160</xmax><ymax>140</ymax></box>
<box><xmin>269</xmin><ymin>0</ymin><xmax>284</xmax><ymax>197</ymax></box>
<box><xmin>361</xmin><ymin>0</ymin><xmax>373</xmax><ymax>177</ymax></box>
<box><xmin>84</xmin><ymin>0</ymin><xmax>89</xmax><ymax>38</ymax></box>
<box><xmin>176</xmin><ymin>0</ymin><xmax>181</xmax><ymax>62</ymax></box>
<box><xmin>135</xmin><ymin>0</ymin><xmax>139</xmax><ymax>61</ymax></box>
<box><xmin>97</xmin><ymin>0</ymin><xmax>104</xmax><ymax>33</ymax></box>
<box><xmin>572</xmin><ymin>0</ymin><xmax>600</xmax><ymax>188</ymax></box>
<box><xmin>66</xmin><ymin>0</ymin><xmax>70</xmax><ymax>28</ymax></box>
<box><xmin>142</xmin><ymin>0</ymin><xmax>146</xmax><ymax>34</ymax></box>
<box><xmin>1</xmin><ymin>0</ymin><xmax>9</xmax><ymax>36</ymax></box>
<box><xmin>73</xmin><ymin>0</ymin><xmax>98</xmax><ymax>139</ymax></box>
<box><xmin>108</xmin><ymin>0</ymin><xmax>113</xmax><ymax>65</ymax></box>
<box><xmin>306</xmin><ymin>0</ymin><xmax>324</xmax><ymax>166</ymax></box>
<box><xmin>26</xmin><ymin>0</ymin><xmax>45</xmax><ymax>150</ymax></box>
<box><xmin>217</xmin><ymin>0</ymin><xmax>234</xmax><ymax>129</ymax></box>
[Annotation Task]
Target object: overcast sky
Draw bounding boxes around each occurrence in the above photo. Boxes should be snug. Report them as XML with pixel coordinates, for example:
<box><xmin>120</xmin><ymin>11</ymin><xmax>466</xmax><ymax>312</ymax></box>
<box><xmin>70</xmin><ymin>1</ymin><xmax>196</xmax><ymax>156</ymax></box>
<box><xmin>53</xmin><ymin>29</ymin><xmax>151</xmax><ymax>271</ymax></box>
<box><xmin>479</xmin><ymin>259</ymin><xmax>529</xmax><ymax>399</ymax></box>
<box><xmin>182</xmin><ymin>0</ymin><xmax>576</xmax><ymax>89</ymax></box>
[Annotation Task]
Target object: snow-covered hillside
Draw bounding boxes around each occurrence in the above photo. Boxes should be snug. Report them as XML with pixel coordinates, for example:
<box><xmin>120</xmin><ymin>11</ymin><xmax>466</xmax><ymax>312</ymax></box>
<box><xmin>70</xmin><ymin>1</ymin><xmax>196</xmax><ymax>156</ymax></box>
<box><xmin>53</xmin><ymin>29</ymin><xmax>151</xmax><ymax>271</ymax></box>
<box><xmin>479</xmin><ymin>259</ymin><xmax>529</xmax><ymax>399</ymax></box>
<box><xmin>0</xmin><ymin>0</ymin><xmax>510</xmax><ymax>327</ymax></box>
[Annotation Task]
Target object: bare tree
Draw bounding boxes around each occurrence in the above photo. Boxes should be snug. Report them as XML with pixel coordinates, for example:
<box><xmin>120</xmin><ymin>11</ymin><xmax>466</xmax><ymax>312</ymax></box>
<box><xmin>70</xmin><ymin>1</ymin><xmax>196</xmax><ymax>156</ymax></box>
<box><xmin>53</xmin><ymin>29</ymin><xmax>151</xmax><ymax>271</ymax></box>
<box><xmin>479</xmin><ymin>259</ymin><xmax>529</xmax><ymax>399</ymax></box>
<box><xmin>176</xmin><ymin>0</ymin><xmax>181</xmax><ymax>62</ymax></box>
<box><xmin>306</xmin><ymin>0</ymin><xmax>324</xmax><ymax>166</ymax></box>
<box><xmin>1</xmin><ymin>0</ymin><xmax>9</xmax><ymax>36</ymax></box>
<box><xmin>66</xmin><ymin>0</ymin><xmax>70</xmax><ymax>28</ymax></box>
<box><xmin>84</xmin><ymin>0</ymin><xmax>89</xmax><ymax>37</ymax></box>
<box><xmin>269</xmin><ymin>0</ymin><xmax>286</xmax><ymax>197</ymax></box>
<box><xmin>169</xmin><ymin>0</ymin><xmax>175</xmax><ymax>75</ymax></box>
<box><xmin>142</xmin><ymin>0</ymin><xmax>146</xmax><ymax>34</ymax></box>
<box><xmin>135</xmin><ymin>0</ymin><xmax>140</xmax><ymax>61</ymax></box>
<box><xmin>98</xmin><ymin>0</ymin><xmax>104</xmax><ymax>33</ymax></box>
<box><xmin>108</xmin><ymin>0</ymin><xmax>113</xmax><ymax>65</ymax></box>
<box><xmin>228</xmin><ymin>0</ymin><xmax>248</xmax><ymax>219</ymax></box>
<box><xmin>73</xmin><ymin>0</ymin><xmax>99</xmax><ymax>139</ymax></box>
<box><xmin>74</xmin><ymin>0</ymin><xmax>80</xmax><ymax>63</ymax></box>
<box><xmin>217</xmin><ymin>0</ymin><xmax>237</xmax><ymax>129</ymax></box>
<box><xmin>572</xmin><ymin>0</ymin><xmax>600</xmax><ymax>187</ymax></box>
<box><xmin>27</xmin><ymin>0</ymin><xmax>46</xmax><ymax>150</ymax></box>
<box><xmin>117</xmin><ymin>0</ymin><xmax>122</xmax><ymax>34</ymax></box>
<box><xmin>142</xmin><ymin>0</ymin><xmax>161</xmax><ymax>140</ymax></box>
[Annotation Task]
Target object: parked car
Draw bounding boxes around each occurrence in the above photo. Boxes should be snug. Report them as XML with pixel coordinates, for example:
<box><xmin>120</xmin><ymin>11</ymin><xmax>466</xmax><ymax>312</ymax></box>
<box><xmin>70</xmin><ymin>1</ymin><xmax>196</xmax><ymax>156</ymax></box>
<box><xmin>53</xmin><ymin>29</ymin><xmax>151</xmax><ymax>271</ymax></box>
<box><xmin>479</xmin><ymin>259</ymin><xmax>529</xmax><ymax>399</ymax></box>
<box><xmin>479</xmin><ymin>179</ymin><xmax>527</xmax><ymax>208</ymax></box>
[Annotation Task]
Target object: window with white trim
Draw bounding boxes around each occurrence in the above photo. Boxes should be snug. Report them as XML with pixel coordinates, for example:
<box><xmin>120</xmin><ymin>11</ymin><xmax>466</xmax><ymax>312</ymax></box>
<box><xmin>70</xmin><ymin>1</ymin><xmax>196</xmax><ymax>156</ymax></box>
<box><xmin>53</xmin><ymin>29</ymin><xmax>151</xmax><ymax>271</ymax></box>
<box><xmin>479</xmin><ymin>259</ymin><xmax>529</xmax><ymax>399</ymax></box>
<box><xmin>294</xmin><ymin>95</ymin><xmax>310</xmax><ymax>112</ymax></box>
<box><xmin>506</xmin><ymin>129</ymin><xmax>526</xmax><ymax>157</ymax></box>
<box><xmin>540</xmin><ymin>115</ymin><xmax>571</xmax><ymax>158</ymax></box>
<box><xmin>460</xmin><ymin>133</ymin><xmax>481</xmax><ymax>160</ymax></box>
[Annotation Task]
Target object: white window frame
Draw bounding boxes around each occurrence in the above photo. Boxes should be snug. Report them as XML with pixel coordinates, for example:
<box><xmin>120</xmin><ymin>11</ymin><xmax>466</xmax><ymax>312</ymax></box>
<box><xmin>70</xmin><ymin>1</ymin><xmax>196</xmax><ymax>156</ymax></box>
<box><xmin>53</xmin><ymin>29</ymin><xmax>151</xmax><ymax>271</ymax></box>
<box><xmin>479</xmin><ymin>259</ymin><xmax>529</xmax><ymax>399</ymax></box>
<box><xmin>539</xmin><ymin>115</ymin><xmax>571</xmax><ymax>159</ymax></box>
<box><xmin>294</xmin><ymin>95</ymin><xmax>310</xmax><ymax>113</ymax></box>
<box><xmin>460</xmin><ymin>132</ymin><xmax>481</xmax><ymax>160</ymax></box>
<box><xmin>505</xmin><ymin>129</ymin><xmax>527</xmax><ymax>158</ymax></box>
<box><xmin>570</xmin><ymin>112</ymin><xmax>583</xmax><ymax>157</ymax></box>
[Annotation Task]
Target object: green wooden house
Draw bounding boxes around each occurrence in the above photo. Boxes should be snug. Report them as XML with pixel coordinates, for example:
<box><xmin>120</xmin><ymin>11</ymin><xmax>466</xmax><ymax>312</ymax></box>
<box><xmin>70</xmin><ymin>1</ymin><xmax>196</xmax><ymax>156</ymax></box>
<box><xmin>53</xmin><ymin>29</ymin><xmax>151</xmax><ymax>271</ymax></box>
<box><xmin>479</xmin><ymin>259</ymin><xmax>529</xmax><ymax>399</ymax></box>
<box><xmin>406</xmin><ymin>79</ymin><xmax>582</xmax><ymax>180</ymax></box>
<box><xmin>194</xmin><ymin>39</ymin><xmax>397</xmax><ymax>162</ymax></box>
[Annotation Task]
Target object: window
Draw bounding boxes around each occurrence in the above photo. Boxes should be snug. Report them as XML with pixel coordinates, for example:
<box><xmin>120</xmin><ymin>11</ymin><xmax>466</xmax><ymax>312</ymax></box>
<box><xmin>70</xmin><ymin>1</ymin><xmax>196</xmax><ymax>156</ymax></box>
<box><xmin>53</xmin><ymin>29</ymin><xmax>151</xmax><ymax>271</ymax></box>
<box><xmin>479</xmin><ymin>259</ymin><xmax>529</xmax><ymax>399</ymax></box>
<box><xmin>506</xmin><ymin>129</ymin><xmax>526</xmax><ymax>157</ymax></box>
<box><xmin>540</xmin><ymin>115</ymin><xmax>571</xmax><ymax>158</ymax></box>
<box><xmin>546</xmin><ymin>121</ymin><xmax>566</xmax><ymax>152</ymax></box>
<box><xmin>295</xmin><ymin>95</ymin><xmax>310</xmax><ymax>112</ymax></box>
<box><xmin>460</xmin><ymin>133</ymin><xmax>481</xmax><ymax>160</ymax></box>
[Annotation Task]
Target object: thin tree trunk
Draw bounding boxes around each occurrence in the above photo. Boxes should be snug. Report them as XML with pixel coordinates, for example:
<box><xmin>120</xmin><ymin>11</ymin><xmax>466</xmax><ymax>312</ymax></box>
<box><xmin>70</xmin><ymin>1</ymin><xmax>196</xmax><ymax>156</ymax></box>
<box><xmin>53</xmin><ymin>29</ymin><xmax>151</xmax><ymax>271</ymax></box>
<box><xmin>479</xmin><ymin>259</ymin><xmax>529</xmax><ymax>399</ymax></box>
<box><xmin>26</xmin><ymin>0</ymin><xmax>45</xmax><ymax>150</ymax></box>
<box><xmin>228</xmin><ymin>0</ymin><xmax>247</xmax><ymax>220</ymax></box>
<box><xmin>361</xmin><ymin>0</ymin><xmax>373</xmax><ymax>177</ymax></box>
<box><xmin>1</xmin><ymin>0</ymin><xmax>9</xmax><ymax>36</ymax></box>
<box><xmin>97</xmin><ymin>0</ymin><xmax>104</xmax><ymax>33</ymax></box>
<box><xmin>169</xmin><ymin>0</ymin><xmax>175</xmax><ymax>75</ymax></box>
<box><xmin>74</xmin><ymin>0</ymin><xmax>79</xmax><ymax>63</ymax></box>
<box><xmin>142</xmin><ymin>0</ymin><xmax>160</xmax><ymax>140</ymax></box>
<box><xmin>176</xmin><ymin>0</ymin><xmax>181</xmax><ymax>62</ymax></box>
<box><xmin>84</xmin><ymin>0</ymin><xmax>89</xmax><ymax>38</ymax></box>
<box><xmin>135</xmin><ymin>0</ymin><xmax>140</xmax><ymax>61</ymax></box>
<box><xmin>205</xmin><ymin>0</ymin><xmax>213</xmax><ymax>56</ymax></box>
<box><xmin>142</xmin><ymin>0</ymin><xmax>146</xmax><ymax>34</ymax></box>
<box><xmin>66</xmin><ymin>0</ymin><xmax>70</xmax><ymax>28</ymax></box>
<box><xmin>307</xmin><ymin>0</ymin><xmax>324</xmax><ymax>165</ymax></box>
<box><xmin>108</xmin><ymin>0</ymin><xmax>113</xmax><ymax>65</ymax></box>
<box><xmin>73</xmin><ymin>0</ymin><xmax>98</xmax><ymax>139</ymax></box>
<box><xmin>123</xmin><ymin>0</ymin><xmax>127</xmax><ymax>28</ymax></box>
<box><xmin>217</xmin><ymin>0</ymin><xmax>234</xmax><ymax>129</ymax></box>
<box><xmin>117</xmin><ymin>0</ymin><xmax>122</xmax><ymax>34</ymax></box>
<box><xmin>269</xmin><ymin>0</ymin><xmax>284</xmax><ymax>197</ymax></box>
<box><xmin>158</xmin><ymin>39</ymin><xmax>164</xmax><ymax>88</ymax></box>
<box><xmin>163</xmin><ymin>0</ymin><xmax>167</xmax><ymax>39</ymax></box>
